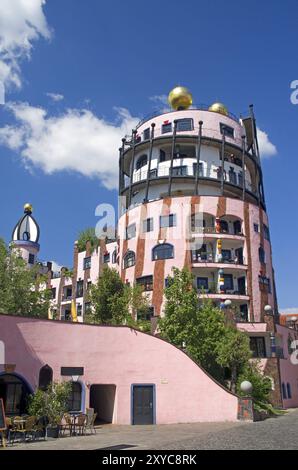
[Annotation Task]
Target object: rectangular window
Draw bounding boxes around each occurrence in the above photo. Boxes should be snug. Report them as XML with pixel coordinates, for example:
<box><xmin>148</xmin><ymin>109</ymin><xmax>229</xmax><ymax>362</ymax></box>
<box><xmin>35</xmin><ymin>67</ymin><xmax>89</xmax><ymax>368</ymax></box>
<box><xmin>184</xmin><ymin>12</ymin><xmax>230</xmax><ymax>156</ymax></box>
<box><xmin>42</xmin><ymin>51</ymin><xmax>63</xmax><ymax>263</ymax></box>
<box><xmin>197</xmin><ymin>277</ymin><xmax>209</xmax><ymax>290</ymax></box>
<box><xmin>84</xmin><ymin>302</ymin><xmax>91</xmax><ymax>314</ymax></box>
<box><xmin>223</xmin><ymin>274</ymin><xmax>234</xmax><ymax>291</ymax></box>
<box><xmin>220</xmin><ymin>123</ymin><xmax>234</xmax><ymax>138</ymax></box>
<box><xmin>76</xmin><ymin>280</ymin><xmax>84</xmax><ymax>298</ymax></box>
<box><xmin>176</xmin><ymin>118</ymin><xmax>194</xmax><ymax>132</ymax></box>
<box><xmin>160</xmin><ymin>214</ymin><xmax>176</xmax><ymax>228</ymax></box>
<box><xmin>83</xmin><ymin>256</ymin><xmax>91</xmax><ymax>270</ymax></box>
<box><xmin>254</xmin><ymin>223</ymin><xmax>259</xmax><ymax>233</ymax></box>
<box><xmin>143</xmin><ymin>218</ymin><xmax>153</xmax><ymax>233</ymax></box>
<box><xmin>51</xmin><ymin>287</ymin><xmax>56</xmax><ymax>299</ymax></box>
<box><xmin>136</xmin><ymin>275</ymin><xmax>153</xmax><ymax>292</ymax></box>
<box><xmin>161</xmin><ymin>122</ymin><xmax>172</xmax><ymax>134</ymax></box>
<box><xmin>77</xmin><ymin>304</ymin><xmax>82</xmax><ymax>316</ymax></box>
<box><xmin>263</xmin><ymin>224</ymin><xmax>270</xmax><ymax>241</ymax></box>
<box><xmin>250</xmin><ymin>337</ymin><xmax>266</xmax><ymax>358</ymax></box>
<box><xmin>143</xmin><ymin>128</ymin><xmax>150</xmax><ymax>140</ymax></box>
<box><xmin>159</xmin><ymin>149</ymin><xmax>166</xmax><ymax>162</ymax></box>
<box><xmin>170</xmin><ymin>166</ymin><xmax>187</xmax><ymax>177</ymax></box>
<box><xmin>103</xmin><ymin>252</ymin><xmax>110</xmax><ymax>263</ymax></box>
<box><xmin>222</xmin><ymin>249</ymin><xmax>232</xmax><ymax>262</ymax></box>
<box><xmin>28</xmin><ymin>253</ymin><xmax>35</xmax><ymax>264</ymax></box>
<box><xmin>125</xmin><ymin>223</ymin><xmax>136</xmax><ymax>240</ymax></box>
<box><xmin>259</xmin><ymin>275</ymin><xmax>271</xmax><ymax>293</ymax></box>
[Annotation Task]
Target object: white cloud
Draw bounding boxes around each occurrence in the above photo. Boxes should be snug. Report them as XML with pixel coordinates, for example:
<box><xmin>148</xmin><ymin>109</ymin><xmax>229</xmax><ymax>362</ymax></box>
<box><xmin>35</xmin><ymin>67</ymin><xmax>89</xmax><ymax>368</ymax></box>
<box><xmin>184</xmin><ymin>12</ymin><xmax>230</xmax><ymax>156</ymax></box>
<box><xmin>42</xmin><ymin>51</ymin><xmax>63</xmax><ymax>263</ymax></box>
<box><xmin>0</xmin><ymin>0</ymin><xmax>51</xmax><ymax>91</ymax></box>
<box><xmin>46</xmin><ymin>92</ymin><xmax>64</xmax><ymax>102</ymax></box>
<box><xmin>280</xmin><ymin>308</ymin><xmax>298</xmax><ymax>315</ymax></box>
<box><xmin>257</xmin><ymin>128</ymin><xmax>277</xmax><ymax>158</ymax></box>
<box><xmin>0</xmin><ymin>102</ymin><xmax>139</xmax><ymax>190</ymax></box>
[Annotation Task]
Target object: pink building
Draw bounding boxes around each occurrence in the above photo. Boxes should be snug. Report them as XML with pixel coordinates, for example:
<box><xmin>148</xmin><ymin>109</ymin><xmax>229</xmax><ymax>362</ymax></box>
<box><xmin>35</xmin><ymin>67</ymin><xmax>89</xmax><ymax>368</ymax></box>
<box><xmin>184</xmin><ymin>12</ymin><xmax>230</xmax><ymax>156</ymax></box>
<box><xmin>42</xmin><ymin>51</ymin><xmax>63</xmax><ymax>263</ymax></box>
<box><xmin>4</xmin><ymin>87</ymin><xmax>298</xmax><ymax>417</ymax></box>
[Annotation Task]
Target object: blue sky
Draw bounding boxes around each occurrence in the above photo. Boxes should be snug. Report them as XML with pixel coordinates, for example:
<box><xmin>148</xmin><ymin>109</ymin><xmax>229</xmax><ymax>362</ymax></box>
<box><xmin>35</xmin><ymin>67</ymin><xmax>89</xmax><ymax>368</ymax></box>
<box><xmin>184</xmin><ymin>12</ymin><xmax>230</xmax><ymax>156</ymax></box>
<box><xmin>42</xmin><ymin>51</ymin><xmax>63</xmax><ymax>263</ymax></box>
<box><xmin>0</xmin><ymin>0</ymin><xmax>297</xmax><ymax>310</ymax></box>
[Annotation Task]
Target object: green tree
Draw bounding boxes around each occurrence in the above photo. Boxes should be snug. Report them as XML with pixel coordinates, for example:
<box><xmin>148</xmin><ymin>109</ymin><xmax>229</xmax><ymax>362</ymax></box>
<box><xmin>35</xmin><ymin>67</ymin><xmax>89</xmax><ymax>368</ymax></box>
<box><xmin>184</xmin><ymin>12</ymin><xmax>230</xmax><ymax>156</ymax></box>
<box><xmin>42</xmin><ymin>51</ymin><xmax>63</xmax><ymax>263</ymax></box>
<box><xmin>0</xmin><ymin>238</ymin><xmax>51</xmax><ymax>317</ymax></box>
<box><xmin>77</xmin><ymin>227</ymin><xmax>99</xmax><ymax>253</ymax></box>
<box><xmin>237</xmin><ymin>361</ymin><xmax>272</xmax><ymax>403</ymax></box>
<box><xmin>87</xmin><ymin>266</ymin><xmax>151</xmax><ymax>328</ymax></box>
<box><xmin>216</xmin><ymin>327</ymin><xmax>252</xmax><ymax>393</ymax></box>
<box><xmin>28</xmin><ymin>381</ymin><xmax>72</xmax><ymax>426</ymax></box>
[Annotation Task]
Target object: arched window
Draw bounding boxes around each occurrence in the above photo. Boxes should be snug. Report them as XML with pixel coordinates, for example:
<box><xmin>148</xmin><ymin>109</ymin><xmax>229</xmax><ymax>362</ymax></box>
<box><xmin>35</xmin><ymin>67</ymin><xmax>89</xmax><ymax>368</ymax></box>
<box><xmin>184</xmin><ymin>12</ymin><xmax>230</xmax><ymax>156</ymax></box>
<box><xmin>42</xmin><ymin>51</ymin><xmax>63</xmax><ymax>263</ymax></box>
<box><xmin>68</xmin><ymin>382</ymin><xmax>82</xmax><ymax>412</ymax></box>
<box><xmin>136</xmin><ymin>154</ymin><xmax>147</xmax><ymax>170</ymax></box>
<box><xmin>112</xmin><ymin>249</ymin><xmax>117</xmax><ymax>264</ymax></box>
<box><xmin>287</xmin><ymin>383</ymin><xmax>292</xmax><ymax>399</ymax></box>
<box><xmin>38</xmin><ymin>365</ymin><xmax>53</xmax><ymax>391</ymax></box>
<box><xmin>259</xmin><ymin>246</ymin><xmax>266</xmax><ymax>264</ymax></box>
<box><xmin>152</xmin><ymin>243</ymin><xmax>174</xmax><ymax>261</ymax></box>
<box><xmin>123</xmin><ymin>251</ymin><xmax>135</xmax><ymax>269</ymax></box>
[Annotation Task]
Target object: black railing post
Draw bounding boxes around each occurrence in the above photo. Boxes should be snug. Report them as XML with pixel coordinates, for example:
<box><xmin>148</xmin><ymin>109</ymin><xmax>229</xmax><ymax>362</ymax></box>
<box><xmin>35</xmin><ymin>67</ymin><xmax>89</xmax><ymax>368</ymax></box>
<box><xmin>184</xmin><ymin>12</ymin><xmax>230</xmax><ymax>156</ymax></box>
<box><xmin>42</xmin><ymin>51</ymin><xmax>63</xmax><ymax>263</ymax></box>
<box><xmin>168</xmin><ymin>120</ymin><xmax>177</xmax><ymax>197</ymax></box>
<box><xmin>144</xmin><ymin>123</ymin><xmax>155</xmax><ymax>202</ymax></box>
<box><xmin>195</xmin><ymin>121</ymin><xmax>203</xmax><ymax>195</ymax></box>
<box><xmin>220</xmin><ymin>131</ymin><xmax>226</xmax><ymax>195</ymax></box>
<box><xmin>128</xmin><ymin>130</ymin><xmax>137</xmax><ymax>208</ymax></box>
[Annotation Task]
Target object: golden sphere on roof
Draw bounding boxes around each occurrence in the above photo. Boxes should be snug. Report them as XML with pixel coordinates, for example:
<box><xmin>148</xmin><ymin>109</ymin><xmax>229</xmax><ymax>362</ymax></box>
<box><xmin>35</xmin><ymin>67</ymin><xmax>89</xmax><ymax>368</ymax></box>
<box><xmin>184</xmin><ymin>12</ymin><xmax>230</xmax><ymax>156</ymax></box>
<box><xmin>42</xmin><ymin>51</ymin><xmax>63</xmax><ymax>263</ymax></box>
<box><xmin>168</xmin><ymin>86</ymin><xmax>193</xmax><ymax>110</ymax></box>
<box><xmin>208</xmin><ymin>102</ymin><xmax>228</xmax><ymax>116</ymax></box>
<box><xmin>24</xmin><ymin>203</ymin><xmax>33</xmax><ymax>213</ymax></box>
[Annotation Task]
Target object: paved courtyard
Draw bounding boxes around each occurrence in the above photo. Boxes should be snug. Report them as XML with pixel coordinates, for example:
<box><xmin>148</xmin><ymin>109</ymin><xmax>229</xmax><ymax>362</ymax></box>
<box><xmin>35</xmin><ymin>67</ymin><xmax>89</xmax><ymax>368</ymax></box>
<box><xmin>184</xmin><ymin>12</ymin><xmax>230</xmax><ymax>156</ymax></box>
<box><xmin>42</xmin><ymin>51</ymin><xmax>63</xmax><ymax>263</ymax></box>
<box><xmin>5</xmin><ymin>409</ymin><xmax>298</xmax><ymax>450</ymax></box>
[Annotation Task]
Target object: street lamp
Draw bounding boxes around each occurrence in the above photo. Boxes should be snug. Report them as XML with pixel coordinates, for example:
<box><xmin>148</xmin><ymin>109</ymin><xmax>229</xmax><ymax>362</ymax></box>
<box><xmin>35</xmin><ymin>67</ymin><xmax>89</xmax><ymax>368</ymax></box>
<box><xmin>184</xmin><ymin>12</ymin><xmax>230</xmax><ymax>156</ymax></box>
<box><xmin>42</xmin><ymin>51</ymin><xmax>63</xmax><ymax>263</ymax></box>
<box><xmin>264</xmin><ymin>305</ymin><xmax>273</xmax><ymax>315</ymax></box>
<box><xmin>240</xmin><ymin>380</ymin><xmax>253</xmax><ymax>396</ymax></box>
<box><xmin>224</xmin><ymin>299</ymin><xmax>232</xmax><ymax>308</ymax></box>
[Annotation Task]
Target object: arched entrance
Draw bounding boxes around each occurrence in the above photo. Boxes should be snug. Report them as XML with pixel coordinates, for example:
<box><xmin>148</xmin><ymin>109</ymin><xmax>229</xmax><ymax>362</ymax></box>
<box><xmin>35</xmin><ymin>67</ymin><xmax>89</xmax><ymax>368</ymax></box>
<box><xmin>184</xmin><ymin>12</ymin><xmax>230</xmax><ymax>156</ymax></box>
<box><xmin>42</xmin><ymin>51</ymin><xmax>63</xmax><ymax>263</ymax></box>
<box><xmin>0</xmin><ymin>373</ymin><xmax>32</xmax><ymax>416</ymax></box>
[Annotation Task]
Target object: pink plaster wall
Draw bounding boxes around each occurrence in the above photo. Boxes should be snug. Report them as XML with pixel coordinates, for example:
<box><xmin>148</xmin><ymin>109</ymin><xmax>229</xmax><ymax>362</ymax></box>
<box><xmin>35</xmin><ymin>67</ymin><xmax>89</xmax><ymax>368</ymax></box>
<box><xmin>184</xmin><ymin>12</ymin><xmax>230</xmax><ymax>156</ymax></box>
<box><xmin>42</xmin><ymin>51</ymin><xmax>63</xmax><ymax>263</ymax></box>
<box><xmin>0</xmin><ymin>314</ymin><xmax>239</xmax><ymax>424</ymax></box>
<box><xmin>276</xmin><ymin>324</ymin><xmax>298</xmax><ymax>408</ymax></box>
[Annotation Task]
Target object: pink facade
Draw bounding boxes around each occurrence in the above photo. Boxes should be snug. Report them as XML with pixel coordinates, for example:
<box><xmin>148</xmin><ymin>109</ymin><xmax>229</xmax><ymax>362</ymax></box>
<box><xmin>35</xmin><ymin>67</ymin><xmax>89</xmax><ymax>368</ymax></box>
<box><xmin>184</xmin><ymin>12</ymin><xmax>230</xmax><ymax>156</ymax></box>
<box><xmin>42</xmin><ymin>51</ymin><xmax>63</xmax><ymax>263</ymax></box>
<box><xmin>0</xmin><ymin>314</ymin><xmax>239</xmax><ymax>424</ymax></box>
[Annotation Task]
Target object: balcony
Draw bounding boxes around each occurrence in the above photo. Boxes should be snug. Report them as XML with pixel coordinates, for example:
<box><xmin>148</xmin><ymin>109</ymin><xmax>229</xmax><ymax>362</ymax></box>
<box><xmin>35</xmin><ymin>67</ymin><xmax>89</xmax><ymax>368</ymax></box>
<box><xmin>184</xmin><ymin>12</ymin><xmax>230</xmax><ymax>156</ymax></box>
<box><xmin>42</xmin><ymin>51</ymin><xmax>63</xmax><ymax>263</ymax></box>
<box><xmin>192</xmin><ymin>253</ymin><xmax>246</xmax><ymax>266</ymax></box>
<box><xmin>125</xmin><ymin>163</ymin><xmax>257</xmax><ymax>195</ymax></box>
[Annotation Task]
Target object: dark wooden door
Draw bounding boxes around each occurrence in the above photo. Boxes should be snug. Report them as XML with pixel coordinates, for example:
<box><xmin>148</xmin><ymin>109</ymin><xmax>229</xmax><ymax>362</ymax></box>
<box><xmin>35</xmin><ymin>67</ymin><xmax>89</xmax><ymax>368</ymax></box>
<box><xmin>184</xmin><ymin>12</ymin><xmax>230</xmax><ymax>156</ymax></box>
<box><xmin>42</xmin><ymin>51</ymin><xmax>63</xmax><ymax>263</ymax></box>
<box><xmin>132</xmin><ymin>385</ymin><xmax>154</xmax><ymax>425</ymax></box>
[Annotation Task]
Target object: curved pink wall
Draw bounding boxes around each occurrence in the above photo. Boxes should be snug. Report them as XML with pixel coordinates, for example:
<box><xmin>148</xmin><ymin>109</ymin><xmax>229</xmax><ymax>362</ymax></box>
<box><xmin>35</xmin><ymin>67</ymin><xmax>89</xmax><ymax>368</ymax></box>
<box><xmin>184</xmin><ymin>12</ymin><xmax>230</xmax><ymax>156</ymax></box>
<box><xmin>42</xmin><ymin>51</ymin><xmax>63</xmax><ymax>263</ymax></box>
<box><xmin>0</xmin><ymin>314</ymin><xmax>238</xmax><ymax>424</ymax></box>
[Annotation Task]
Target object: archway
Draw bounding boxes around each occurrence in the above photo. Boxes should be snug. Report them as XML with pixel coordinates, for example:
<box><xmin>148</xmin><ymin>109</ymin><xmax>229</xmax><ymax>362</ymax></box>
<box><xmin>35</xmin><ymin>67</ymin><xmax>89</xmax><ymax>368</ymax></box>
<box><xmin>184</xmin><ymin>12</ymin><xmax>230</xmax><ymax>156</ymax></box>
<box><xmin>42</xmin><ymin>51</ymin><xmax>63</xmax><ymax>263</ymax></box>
<box><xmin>0</xmin><ymin>373</ymin><xmax>32</xmax><ymax>416</ymax></box>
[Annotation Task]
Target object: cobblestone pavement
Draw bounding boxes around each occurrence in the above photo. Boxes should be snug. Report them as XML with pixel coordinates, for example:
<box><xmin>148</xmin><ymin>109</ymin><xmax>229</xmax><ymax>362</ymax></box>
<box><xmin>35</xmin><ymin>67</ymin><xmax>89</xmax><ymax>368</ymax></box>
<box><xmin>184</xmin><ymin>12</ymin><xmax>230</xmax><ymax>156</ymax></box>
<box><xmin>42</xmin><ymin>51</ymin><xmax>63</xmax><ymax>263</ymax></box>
<box><xmin>5</xmin><ymin>409</ymin><xmax>298</xmax><ymax>450</ymax></box>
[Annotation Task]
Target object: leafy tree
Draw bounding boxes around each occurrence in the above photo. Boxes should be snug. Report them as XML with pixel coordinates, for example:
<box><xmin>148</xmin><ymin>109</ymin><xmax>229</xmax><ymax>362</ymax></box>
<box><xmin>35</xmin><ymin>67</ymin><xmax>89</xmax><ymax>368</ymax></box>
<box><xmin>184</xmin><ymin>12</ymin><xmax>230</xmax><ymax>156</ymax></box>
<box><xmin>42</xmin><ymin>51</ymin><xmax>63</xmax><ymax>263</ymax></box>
<box><xmin>216</xmin><ymin>327</ymin><xmax>252</xmax><ymax>393</ymax></box>
<box><xmin>237</xmin><ymin>361</ymin><xmax>272</xmax><ymax>403</ymax></box>
<box><xmin>0</xmin><ymin>238</ymin><xmax>51</xmax><ymax>317</ymax></box>
<box><xmin>87</xmin><ymin>266</ymin><xmax>150</xmax><ymax>327</ymax></box>
<box><xmin>77</xmin><ymin>227</ymin><xmax>99</xmax><ymax>253</ymax></box>
<box><xmin>28</xmin><ymin>381</ymin><xmax>72</xmax><ymax>426</ymax></box>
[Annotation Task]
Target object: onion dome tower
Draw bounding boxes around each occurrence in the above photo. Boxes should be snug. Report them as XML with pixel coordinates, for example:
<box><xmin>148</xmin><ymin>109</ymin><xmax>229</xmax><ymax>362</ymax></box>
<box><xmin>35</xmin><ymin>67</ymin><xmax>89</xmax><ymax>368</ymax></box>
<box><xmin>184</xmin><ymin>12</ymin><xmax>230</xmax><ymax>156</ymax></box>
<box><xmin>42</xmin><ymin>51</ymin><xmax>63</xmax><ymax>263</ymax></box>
<box><xmin>11</xmin><ymin>203</ymin><xmax>40</xmax><ymax>266</ymax></box>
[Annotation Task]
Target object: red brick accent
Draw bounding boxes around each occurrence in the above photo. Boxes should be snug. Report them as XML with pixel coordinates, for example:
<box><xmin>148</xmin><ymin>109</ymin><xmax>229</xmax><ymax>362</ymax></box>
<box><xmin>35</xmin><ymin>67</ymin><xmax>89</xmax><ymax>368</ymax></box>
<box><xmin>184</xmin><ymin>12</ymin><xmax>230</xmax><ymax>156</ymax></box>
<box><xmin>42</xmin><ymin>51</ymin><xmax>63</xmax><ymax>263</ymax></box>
<box><xmin>134</xmin><ymin>204</ymin><xmax>147</xmax><ymax>279</ymax></box>
<box><xmin>243</xmin><ymin>202</ymin><xmax>254</xmax><ymax>321</ymax></box>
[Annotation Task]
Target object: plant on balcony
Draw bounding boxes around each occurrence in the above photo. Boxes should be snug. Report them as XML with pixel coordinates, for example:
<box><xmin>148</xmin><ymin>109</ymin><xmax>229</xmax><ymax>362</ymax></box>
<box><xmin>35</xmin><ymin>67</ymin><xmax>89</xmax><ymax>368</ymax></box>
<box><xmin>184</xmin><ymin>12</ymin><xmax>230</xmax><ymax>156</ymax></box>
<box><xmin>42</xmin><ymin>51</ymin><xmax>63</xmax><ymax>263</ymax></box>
<box><xmin>77</xmin><ymin>227</ymin><xmax>99</xmax><ymax>253</ymax></box>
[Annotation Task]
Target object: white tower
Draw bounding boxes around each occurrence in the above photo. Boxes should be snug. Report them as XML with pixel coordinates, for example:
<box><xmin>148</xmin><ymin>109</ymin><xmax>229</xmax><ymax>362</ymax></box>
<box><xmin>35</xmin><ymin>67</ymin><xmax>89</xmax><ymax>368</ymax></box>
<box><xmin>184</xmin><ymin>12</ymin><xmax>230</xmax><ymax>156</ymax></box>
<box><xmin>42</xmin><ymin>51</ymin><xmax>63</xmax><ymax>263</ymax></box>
<box><xmin>11</xmin><ymin>203</ymin><xmax>40</xmax><ymax>267</ymax></box>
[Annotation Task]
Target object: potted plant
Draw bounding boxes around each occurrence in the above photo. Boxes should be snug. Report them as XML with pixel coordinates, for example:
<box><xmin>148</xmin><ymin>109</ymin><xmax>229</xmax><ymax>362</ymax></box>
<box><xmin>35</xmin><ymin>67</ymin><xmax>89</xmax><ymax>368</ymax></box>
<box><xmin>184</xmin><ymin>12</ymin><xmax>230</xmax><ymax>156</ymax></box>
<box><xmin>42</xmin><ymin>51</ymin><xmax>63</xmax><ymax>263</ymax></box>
<box><xmin>28</xmin><ymin>381</ymin><xmax>71</xmax><ymax>438</ymax></box>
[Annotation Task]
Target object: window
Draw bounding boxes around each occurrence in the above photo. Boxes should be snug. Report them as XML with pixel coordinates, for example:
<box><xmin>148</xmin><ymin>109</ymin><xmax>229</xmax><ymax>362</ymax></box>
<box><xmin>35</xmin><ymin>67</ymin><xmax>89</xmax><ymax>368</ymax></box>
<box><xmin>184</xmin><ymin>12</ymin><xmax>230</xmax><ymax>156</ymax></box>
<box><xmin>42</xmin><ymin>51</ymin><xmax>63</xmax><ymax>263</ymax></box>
<box><xmin>112</xmin><ymin>249</ymin><xmax>117</xmax><ymax>264</ymax></box>
<box><xmin>240</xmin><ymin>304</ymin><xmax>249</xmax><ymax>322</ymax></box>
<box><xmin>192</xmin><ymin>244</ymin><xmax>208</xmax><ymax>262</ymax></box>
<box><xmin>123</xmin><ymin>251</ymin><xmax>135</xmax><ymax>269</ymax></box>
<box><xmin>219</xmin><ymin>220</ymin><xmax>229</xmax><ymax>233</ymax></box>
<box><xmin>263</xmin><ymin>224</ymin><xmax>270</xmax><ymax>241</ymax></box>
<box><xmin>170</xmin><ymin>165</ymin><xmax>187</xmax><ymax>176</ymax></box>
<box><xmin>222</xmin><ymin>249</ymin><xmax>232</xmax><ymax>262</ymax></box>
<box><xmin>51</xmin><ymin>287</ymin><xmax>56</xmax><ymax>299</ymax></box>
<box><xmin>250</xmin><ymin>337</ymin><xmax>266</xmax><ymax>358</ymax></box>
<box><xmin>233</xmin><ymin>220</ymin><xmax>242</xmax><ymax>235</ymax></box>
<box><xmin>176</xmin><ymin>118</ymin><xmax>194</xmax><ymax>132</ymax></box>
<box><xmin>161</xmin><ymin>122</ymin><xmax>172</xmax><ymax>134</ymax></box>
<box><xmin>223</xmin><ymin>274</ymin><xmax>234</xmax><ymax>291</ymax></box>
<box><xmin>193</xmin><ymin>162</ymin><xmax>203</xmax><ymax>177</ymax></box>
<box><xmin>159</xmin><ymin>149</ymin><xmax>166</xmax><ymax>162</ymax></box>
<box><xmin>77</xmin><ymin>304</ymin><xmax>82</xmax><ymax>316</ymax></box>
<box><xmin>28</xmin><ymin>253</ymin><xmax>35</xmax><ymax>264</ymax></box>
<box><xmin>143</xmin><ymin>128</ymin><xmax>150</xmax><ymax>140</ymax></box>
<box><xmin>83</xmin><ymin>256</ymin><xmax>91</xmax><ymax>270</ymax></box>
<box><xmin>76</xmin><ymin>280</ymin><xmax>84</xmax><ymax>298</ymax></box>
<box><xmin>136</xmin><ymin>154</ymin><xmax>147</xmax><ymax>170</ymax></box>
<box><xmin>137</xmin><ymin>306</ymin><xmax>154</xmax><ymax>321</ymax></box>
<box><xmin>152</xmin><ymin>243</ymin><xmax>174</xmax><ymax>261</ymax></box>
<box><xmin>282</xmin><ymin>383</ymin><xmax>287</xmax><ymax>399</ymax></box>
<box><xmin>125</xmin><ymin>223</ymin><xmax>136</xmax><ymax>240</ymax></box>
<box><xmin>84</xmin><ymin>302</ymin><xmax>91</xmax><ymax>314</ymax></box>
<box><xmin>136</xmin><ymin>275</ymin><xmax>153</xmax><ymax>291</ymax></box>
<box><xmin>38</xmin><ymin>365</ymin><xmax>53</xmax><ymax>391</ymax></box>
<box><xmin>64</xmin><ymin>286</ymin><xmax>72</xmax><ymax>300</ymax></box>
<box><xmin>197</xmin><ymin>277</ymin><xmax>209</xmax><ymax>290</ymax></box>
<box><xmin>228</xmin><ymin>167</ymin><xmax>237</xmax><ymax>185</ymax></box>
<box><xmin>259</xmin><ymin>275</ymin><xmax>271</xmax><ymax>293</ymax></box>
<box><xmin>220</xmin><ymin>123</ymin><xmax>234</xmax><ymax>138</ymax></box>
<box><xmin>68</xmin><ymin>382</ymin><xmax>82</xmax><ymax>412</ymax></box>
<box><xmin>254</xmin><ymin>223</ymin><xmax>259</xmax><ymax>233</ymax></box>
<box><xmin>259</xmin><ymin>246</ymin><xmax>266</xmax><ymax>264</ymax></box>
<box><xmin>103</xmin><ymin>252</ymin><xmax>110</xmax><ymax>263</ymax></box>
<box><xmin>287</xmin><ymin>383</ymin><xmax>292</xmax><ymax>399</ymax></box>
<box><xmin>143</xmin><ymin>218</ymin><xmax>153</xmax><ymax>233</ymax></box>
<box><xmin>160</xmin><ymin>214</ymin><xmax>176</xmax><ymax>228</ymax></box>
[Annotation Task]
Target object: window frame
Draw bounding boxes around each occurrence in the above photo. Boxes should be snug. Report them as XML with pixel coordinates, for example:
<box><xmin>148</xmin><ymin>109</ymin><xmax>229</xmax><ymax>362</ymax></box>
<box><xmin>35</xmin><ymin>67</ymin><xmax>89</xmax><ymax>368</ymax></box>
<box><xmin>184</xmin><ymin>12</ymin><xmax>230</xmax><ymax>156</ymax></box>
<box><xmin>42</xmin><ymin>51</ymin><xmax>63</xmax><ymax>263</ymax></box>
<box><xmin>83</xmin><ymin>256</ymin><xmax>91</xmax><ymax>270</ymax></box>
<box><xmin>123</xmin><ymin>250</ymin><xmax>136</xmax><ymax>269</ymax></box>
<box><xmin>152</xmin><ymin>243</ymin><xmax>174</xmax><ymax>261</ymax></box>
<box><xmin>160</xmin><ymin>213</ymin><xmax>177</xmax><ymax>228</ymax></box>
<box><xmin>176</xmin><ymin>118</ymin><xmax>194</xmax><ymax>132</ymax></box>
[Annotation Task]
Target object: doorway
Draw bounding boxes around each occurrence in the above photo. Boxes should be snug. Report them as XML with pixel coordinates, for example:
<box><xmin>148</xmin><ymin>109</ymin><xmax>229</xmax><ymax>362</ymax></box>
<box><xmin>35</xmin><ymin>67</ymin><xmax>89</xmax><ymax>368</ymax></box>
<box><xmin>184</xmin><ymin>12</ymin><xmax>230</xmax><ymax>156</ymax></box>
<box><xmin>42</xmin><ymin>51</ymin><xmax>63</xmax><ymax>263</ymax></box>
<box><xmin>0</xmin><ymin>373</ymin><xmax>32</xmax><ymax>416</ymax></box>
<box><xmin>132</xmin><ymin>385</ymin><xmax>155</xmax><ymax>425</ymax></box>
<box><xmin>89</xmin><ymin>384</ymin><xmax>116</xmax><ymax>424</ymax></box>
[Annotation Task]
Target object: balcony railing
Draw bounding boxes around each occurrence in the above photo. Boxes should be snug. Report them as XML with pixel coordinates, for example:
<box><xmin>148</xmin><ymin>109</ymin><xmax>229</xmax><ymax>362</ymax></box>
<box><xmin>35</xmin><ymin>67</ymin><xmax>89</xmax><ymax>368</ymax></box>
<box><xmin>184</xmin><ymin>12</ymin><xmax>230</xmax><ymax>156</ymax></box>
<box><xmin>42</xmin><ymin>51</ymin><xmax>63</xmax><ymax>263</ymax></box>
<box><xmin>198</xmin><ymin>289</ymin><xmax>248</xmax><ymax>296</ymax></box>
<box><xmin>125</xmin><ymin>164</ymin><xmax>257</xmax><ymax>195</ymax></box>
<box><xmin>192</xmin><ymin>253</ymin><xmax>246</xmax><ymax>265</ymax></box>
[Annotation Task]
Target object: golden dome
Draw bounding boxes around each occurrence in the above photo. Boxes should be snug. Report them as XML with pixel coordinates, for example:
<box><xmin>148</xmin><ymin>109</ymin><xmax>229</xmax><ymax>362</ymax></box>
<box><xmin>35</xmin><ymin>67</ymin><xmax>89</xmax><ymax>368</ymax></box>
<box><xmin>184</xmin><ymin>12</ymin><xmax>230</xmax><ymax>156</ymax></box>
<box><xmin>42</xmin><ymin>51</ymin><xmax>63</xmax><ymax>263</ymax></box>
<box><xmin>168</xmin><ymin>86</ymin><xmax>193</xmax><ymax>110</ymax></box>
<box><xmin>24</xmin><ymin>203</ymin><xmax>33</xmax><ymax>213</ymax></box>
<box><xmin>208</xmin><ymin>102</ymin><xmax>228</xmax><ymax>116</ymax></box>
